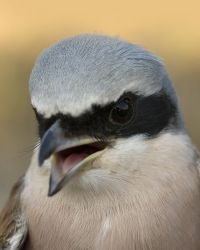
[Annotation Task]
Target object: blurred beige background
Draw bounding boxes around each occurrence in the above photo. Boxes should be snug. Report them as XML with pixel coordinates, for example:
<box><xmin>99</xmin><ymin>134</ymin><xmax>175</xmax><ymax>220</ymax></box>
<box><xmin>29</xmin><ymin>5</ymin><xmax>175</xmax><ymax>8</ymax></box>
<box><xmin>0</xmin><ymin>0</ymin><xmax>200</xmax><ymax>210</ymax></box>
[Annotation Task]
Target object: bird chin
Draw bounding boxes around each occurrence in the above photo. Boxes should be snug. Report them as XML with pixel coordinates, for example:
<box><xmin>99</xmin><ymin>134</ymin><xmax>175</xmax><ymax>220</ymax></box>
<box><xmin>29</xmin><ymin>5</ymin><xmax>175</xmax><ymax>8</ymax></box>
<box><xmin>48</xmin><ymin>144</ymin><xmax>106</xmax><ymax>197</ymax></box>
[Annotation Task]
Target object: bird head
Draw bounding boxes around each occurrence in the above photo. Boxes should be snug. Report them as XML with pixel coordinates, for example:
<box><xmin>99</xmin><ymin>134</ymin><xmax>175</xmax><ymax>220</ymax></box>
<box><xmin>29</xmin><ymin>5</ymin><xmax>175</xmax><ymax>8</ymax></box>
<box><xmin>29</xmin><ymin>34</ymin><xmax>183</xmax><ymax>197</ymax></box>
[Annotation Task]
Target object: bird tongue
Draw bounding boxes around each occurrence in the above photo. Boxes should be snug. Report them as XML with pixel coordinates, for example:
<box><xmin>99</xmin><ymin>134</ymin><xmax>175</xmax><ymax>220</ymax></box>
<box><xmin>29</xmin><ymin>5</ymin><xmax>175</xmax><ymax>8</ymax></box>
<box><xmin>48</xmin><ymin>142</ymin><xmax>108</xmax><ymax>196</ymax></box>
<box><xmin>55</xmin><ymin>143</ymin><xmax>103</xmax><ymax>175</ymax></box>
<box><xmin>61</xmin><ymin>153</ymin><xmax>88</xmax><ymax>174</ymax></box>
<box><xmin>49</xmin><ymin>152</ymin><xmax>89</xmax><ymax>196</ymax></box>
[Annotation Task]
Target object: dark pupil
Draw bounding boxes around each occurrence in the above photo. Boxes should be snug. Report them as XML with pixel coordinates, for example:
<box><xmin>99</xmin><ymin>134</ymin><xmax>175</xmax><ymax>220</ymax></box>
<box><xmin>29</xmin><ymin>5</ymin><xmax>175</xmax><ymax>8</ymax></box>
<box><xmin>111</xmin><ymin>98</ymin><xmax>132</xmax><ymax>124</ymax></box>
<box><xmin>116</xmin><ymin>100</ymin><xmax>129</xmax><ymax>115</ymax></box>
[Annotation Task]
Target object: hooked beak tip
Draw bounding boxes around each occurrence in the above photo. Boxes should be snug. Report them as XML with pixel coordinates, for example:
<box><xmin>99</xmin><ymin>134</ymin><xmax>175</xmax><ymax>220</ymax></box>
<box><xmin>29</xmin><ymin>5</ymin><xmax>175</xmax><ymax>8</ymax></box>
<box><xmin>38</xmin><ymin>122</ymin><xmax>61</xmax><ymax>167</ymax></box>
<box><xmin>38</xmin><ymin>154</ymin><xmax>44</xmax><ymax>167</ymax></box>
<box><xmin>38</xmin><ymin>148</ymin><xmax>52</xmax><ymax>167</ymax></box>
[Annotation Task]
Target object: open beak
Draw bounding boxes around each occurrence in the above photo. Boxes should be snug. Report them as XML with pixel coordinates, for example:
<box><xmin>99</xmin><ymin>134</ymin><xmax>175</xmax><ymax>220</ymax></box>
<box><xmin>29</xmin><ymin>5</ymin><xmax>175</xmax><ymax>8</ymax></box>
<box><xmin>38</xmin><ymin>121</ymin><xmax>107</xmax><ymax>197</ymax></box>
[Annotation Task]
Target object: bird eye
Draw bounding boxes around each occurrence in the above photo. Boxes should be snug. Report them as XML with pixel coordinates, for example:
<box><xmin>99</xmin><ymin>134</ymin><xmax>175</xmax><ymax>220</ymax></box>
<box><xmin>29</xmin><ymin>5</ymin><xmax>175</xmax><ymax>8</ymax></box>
<box><xmin>109</xmin><ymin>98</ymin><xmax>134</xmax><ymax>125</ymax></box>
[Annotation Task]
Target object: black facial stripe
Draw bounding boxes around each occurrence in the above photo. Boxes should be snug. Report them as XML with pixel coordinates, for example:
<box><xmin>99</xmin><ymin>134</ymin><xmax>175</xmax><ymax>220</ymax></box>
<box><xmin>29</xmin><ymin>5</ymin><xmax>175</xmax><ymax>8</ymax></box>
<box><xmin>34</xmin><ymin>91</ymin><xmax>177</xmax><ymax>139</ymax></box>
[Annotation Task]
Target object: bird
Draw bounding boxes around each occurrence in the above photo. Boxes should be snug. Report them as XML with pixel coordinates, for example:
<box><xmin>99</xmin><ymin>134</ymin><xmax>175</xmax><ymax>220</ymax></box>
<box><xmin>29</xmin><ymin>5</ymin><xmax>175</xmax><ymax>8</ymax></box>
<box><xmin>0</xmin><ymin>34</ymin><xmax>200</xmax><ymax>250</ymax></box>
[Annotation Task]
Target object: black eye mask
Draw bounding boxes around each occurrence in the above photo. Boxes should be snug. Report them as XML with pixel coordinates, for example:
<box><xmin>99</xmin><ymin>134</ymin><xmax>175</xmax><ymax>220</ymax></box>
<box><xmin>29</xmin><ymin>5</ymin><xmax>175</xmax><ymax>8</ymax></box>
<box><xmin>34</xmin><ymin>90</ymin><xmax>177</xmax><ymax>140</ymax></box>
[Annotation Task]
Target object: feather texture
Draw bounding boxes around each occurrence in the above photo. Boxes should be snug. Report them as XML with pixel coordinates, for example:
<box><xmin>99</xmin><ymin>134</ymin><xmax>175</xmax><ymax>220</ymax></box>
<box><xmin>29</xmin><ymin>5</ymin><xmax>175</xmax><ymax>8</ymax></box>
<box><xmin>0</xmin><ymin>177</ymin><xmax>27</xmax><ymax>250</ymax></box>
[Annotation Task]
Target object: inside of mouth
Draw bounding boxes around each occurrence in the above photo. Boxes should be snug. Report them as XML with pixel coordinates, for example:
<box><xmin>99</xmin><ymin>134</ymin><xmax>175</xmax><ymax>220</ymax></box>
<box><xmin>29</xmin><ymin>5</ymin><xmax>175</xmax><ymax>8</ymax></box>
<box><xmin>55</xmin><ymin>141</ymin><xmax>107</xmax><ymax>174</ymax></box>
